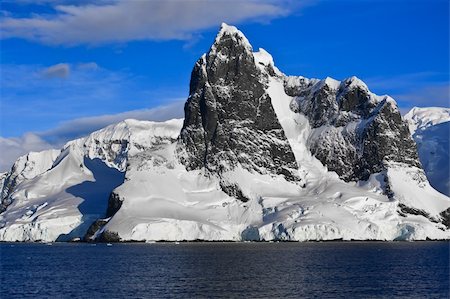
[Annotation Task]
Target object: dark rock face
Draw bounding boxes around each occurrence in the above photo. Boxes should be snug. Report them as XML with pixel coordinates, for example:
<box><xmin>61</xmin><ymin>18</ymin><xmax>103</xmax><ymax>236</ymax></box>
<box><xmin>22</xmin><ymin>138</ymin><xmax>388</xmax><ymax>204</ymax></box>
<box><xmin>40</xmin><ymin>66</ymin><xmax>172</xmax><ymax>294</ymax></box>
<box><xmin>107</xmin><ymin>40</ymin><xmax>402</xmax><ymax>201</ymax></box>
<box><xmin>98</xmin><ymin>230</ymin><xmax>120</xmax><ymax>242</ymax></box>
<box><xmin>398</xmin><ymin>203</ymin><xmax>432</xmax><ymax>220</ymax></box>
<box><xmin>106</xmin><ymin>191</ymin><xmax>123</xmax><ymax>218</ymax></box>
<box><xmin>219</xmin><ymin>182</ymin><xmax>250</xmax><ymax>202</ymax></box>
<box><xmin>361</xmin><ymin>101</ymin><xmax>421</xmax><ymax>175</ymax></box>
<box><xmin>297</xmin><ymin>82</ymin><xmax>339</xmax><ymax>128</ymax></box>
<box><xmin>178</xmin><ymin>25</ymin><xmax>298</xmax><ymax>183</ymax></box>
<box><xmin>1</xmin><ymin>166</ymin><xmax>23</xmax><ymax>213</ymax></box>
<box><xmin>289</xmin><ymin>77</ymin><xmax>420</xmax><ymax>182</ymax></box>
<box><xmin>83</xmin><ymin>219</ymin><xmax>108</xmax><ymax>241</ymax></box>
<box><xmin>440</xmin><ymin>208</ymin><xmax>450</xmax><ymax>229</ymax></box>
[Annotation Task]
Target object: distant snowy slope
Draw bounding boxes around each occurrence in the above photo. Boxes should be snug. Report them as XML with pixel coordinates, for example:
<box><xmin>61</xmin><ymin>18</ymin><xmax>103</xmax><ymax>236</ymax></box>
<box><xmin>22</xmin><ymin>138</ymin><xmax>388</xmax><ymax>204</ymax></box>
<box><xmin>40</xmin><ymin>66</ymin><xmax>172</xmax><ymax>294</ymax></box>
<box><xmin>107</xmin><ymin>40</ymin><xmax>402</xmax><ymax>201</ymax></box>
<box><xmin>0</xmin><ymin>149</ymin><xmax>60</xmax><ymax>212</ymax></box>
<box><xmin>406</xmin><ymin>107</ymin><xmax>450</xmax><ymax>134</ymax></box>
<box><xmin>405</xmin><ymin>107</ymin><xmax>450</xmax><ymax>196</ymax></box>
<box><xmin>0</xmin><ymin>119</ymin><xmax>183</xmax><ymax>242</ymax></box>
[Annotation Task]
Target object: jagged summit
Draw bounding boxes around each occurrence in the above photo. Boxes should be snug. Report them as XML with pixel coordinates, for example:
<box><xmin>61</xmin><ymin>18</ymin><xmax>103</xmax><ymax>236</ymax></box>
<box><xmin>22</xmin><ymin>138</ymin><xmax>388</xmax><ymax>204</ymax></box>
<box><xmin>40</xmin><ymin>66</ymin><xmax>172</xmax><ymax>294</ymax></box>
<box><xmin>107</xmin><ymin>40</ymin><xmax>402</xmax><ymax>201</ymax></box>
<box><xmin>179</xmin><ymin>23</ymin><xmax>300</xmax><ymax>195</ymax></box>
<box><xmin>208</xmin><ymin>22</ymin><xmax>253</xmax><ymax>63</ymax></box>
<box><xmin>340</xmin><ymin>76</ymin><xmax>369</xmax><ymax>91</ymax></box>
<box><xmin>214</xmin><ymin>23</ymin><xmax>252</xmax><ymax>48</ymax></box>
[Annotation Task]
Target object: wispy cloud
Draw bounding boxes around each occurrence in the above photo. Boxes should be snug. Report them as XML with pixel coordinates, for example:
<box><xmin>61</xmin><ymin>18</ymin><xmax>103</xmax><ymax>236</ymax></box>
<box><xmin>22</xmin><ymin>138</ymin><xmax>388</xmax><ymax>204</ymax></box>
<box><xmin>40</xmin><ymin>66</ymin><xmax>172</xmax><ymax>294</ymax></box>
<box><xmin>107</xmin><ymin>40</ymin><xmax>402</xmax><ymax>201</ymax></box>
<box><xmin>365</xmin><ymin>72</ymin><xmax>443</xmax><ymax>91</ymax></box>
<box><xmin>77</xmin><ymin>62</ymin><xmax>98</xmax><ymax>71</ymax></box>
<box><xmin>1</xmin><ymin>62</ymin><xmax>184</xmax><ymax>137</ymax></box>
<box><xmin>364</xmin><ymin>72</ymin><xmax>449</xmax><ymax>113</ymax></box>
<box><xmin>0</xmin><ymin>100</ymin><xmax>185</xmax><ymax>172</ymax></box>
<box><xmin>393</xmin><ymin>84</ymin><xmax>449</xmax><ymax>114</ymax></box>
<box><xmin>42</xmin><ymin>63</ymin><xmax>70</xmax><ymax>78</ymax></box>
<box><xmin>0</xmin><ymin>0</ymin><xmax>308</xmax><ymax>46</ymax></box>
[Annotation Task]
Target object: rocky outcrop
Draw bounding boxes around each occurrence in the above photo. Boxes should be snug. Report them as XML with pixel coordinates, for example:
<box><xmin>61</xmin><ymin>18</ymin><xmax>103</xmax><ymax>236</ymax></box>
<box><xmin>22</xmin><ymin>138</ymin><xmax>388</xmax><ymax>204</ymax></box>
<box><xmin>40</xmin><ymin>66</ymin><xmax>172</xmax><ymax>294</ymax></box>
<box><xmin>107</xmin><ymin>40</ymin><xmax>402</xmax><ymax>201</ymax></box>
<box><xmin>106</xmin><ymin>191</ymin><xmax>123</xmax><ymax>218</ymax></box>
<box><xmin>83</xmin><ymin>219</ymin><xmax>109</xmax><ymax>241</ymax></box>
<box><xmin>178</xmin><ymin>24</ymin><xmax>299</xmax><ymax>185</ymax></box>
<box><xmin>288</xmin><ymin>76</ymin><xmax>420</xmax><ymax>182</ymax></box>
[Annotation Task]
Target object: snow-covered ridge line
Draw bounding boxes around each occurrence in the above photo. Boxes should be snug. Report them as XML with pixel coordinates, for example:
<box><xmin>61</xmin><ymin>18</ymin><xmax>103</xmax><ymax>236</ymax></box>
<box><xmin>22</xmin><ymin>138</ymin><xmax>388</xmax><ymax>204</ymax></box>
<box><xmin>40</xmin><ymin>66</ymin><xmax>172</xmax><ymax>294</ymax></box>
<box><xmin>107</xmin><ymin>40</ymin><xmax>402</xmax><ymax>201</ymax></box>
<box><xmin>405</xmin><ymin>106</ymin><xmax>450</xmax><ymax>135</ymax></box>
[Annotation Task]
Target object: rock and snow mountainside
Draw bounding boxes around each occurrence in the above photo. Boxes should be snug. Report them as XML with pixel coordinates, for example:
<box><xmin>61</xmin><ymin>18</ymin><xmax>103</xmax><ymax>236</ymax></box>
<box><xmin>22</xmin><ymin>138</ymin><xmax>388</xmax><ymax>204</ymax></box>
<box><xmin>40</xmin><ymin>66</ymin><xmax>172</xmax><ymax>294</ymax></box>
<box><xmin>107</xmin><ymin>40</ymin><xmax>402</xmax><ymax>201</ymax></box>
<box><xmin>1</xmin><ymin>24</ymin><xmax>449</xmax><ymax>242</ymax></box>
<box><xmin>405</xmin><ymin>107</ymin><xmax>450</xmax><ymax>196</ymax></box>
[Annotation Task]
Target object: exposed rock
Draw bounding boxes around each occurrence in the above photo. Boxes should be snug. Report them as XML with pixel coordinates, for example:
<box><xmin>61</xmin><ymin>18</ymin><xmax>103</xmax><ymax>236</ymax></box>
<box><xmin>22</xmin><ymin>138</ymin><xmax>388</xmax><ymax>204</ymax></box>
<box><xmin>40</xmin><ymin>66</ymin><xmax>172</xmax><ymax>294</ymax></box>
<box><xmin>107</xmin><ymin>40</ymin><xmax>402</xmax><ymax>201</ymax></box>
<box><xmin>106</xmin><ymin>191</ymin><xmax>123</xmax><ymax>218</ymax></box>
<box><xmin>83</xmin><ymin>219</ymin><xmax>108</xmax><ymax>241</ymax></box>
<box><xmin>178</xmin><ymin>24</ymin><xmax>299</xmax><ymax>185</ymax></box>
<box><xmin>98</xmin><ymin>230</ymin><xmax>121</xmax><ymax>242</ymax></box>
<box><xmin>289</xmin><ymin>76</ymin><xmax>420</xmax><ymax>182</ymax></box>
<box><xmin>440</xmin><ymin>208</ymin><xmax>450</xmax><ymax>229</ymax></box>
<box><xmin>219</xmin><ymin>182</ymin><xmax>250</xmax><ymax>202</ymax></box>
<box><xmin>398</xmin><ymin>203</ymin><xmax>431</xmax><ymax>219</ymax></box>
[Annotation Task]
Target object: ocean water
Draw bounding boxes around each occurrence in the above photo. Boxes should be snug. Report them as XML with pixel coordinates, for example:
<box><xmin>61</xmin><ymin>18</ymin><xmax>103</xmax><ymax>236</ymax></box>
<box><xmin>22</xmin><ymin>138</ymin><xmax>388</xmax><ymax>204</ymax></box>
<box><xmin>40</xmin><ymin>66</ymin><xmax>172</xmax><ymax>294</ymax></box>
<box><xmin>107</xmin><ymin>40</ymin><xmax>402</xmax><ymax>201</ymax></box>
<box><xmin>1</xmin><ymin>242</ymin><xmax>448</xmax><ymax>298</ymax></box>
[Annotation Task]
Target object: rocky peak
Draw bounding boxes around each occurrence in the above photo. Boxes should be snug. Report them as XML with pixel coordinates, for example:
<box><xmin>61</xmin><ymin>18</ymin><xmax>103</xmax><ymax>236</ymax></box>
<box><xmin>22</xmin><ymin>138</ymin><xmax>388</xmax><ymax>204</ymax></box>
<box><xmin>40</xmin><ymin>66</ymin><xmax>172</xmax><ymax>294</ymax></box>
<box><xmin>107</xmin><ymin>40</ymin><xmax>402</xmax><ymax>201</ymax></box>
<box><xmin>178</xmin><ymin>23</ymin><xmax>300</xmax><ymax>194</ymax></box>
<box><xmin>210</xmin><ymin>23</ymin><xmax>253</xmax><ymax>55</ymax></box>
<box><xmin>179</xmin><ymin>23</ymin><xmax>422</xmax><ymax>188</ymax></box>
<box><xmin>288</xmin><ymin>73</ymin><xmax>420</xmax><ymax>182</ymax></box>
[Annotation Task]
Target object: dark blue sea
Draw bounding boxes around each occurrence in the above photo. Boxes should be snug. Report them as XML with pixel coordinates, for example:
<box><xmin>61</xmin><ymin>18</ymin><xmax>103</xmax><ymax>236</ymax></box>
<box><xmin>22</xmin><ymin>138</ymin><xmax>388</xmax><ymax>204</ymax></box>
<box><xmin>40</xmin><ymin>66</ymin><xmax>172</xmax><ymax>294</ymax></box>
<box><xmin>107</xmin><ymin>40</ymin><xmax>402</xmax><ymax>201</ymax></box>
<box><xmin>1</xmin><ymin>242</ymin><xmax>448</xmax><ymax>298</ymax></box>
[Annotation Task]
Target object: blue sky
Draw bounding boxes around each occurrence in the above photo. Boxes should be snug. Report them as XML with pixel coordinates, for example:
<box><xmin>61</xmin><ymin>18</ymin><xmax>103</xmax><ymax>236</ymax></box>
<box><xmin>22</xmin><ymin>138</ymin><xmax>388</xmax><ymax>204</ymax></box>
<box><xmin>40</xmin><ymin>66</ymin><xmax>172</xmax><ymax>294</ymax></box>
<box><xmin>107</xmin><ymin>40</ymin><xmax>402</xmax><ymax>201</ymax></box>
<box><xmin>0</xmin><ymin>0</ymin><xmax>449</xmax><ymax>170</ymax></box>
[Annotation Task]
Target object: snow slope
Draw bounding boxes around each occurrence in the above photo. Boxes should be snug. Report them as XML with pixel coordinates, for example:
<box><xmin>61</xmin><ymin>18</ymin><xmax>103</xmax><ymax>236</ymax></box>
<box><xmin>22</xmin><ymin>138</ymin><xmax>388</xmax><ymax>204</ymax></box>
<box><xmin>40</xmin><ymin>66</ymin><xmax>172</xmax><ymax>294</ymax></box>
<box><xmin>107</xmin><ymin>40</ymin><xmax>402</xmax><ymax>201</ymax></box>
<box><xmin>0</xmin><ymin>119</ymin><xmax>182</xmax><ymax>241</ymax></box>
<box><xmin>405</xmin><ymin>107</ymin><xmax>450</xmax><ymax>196</ymax></box>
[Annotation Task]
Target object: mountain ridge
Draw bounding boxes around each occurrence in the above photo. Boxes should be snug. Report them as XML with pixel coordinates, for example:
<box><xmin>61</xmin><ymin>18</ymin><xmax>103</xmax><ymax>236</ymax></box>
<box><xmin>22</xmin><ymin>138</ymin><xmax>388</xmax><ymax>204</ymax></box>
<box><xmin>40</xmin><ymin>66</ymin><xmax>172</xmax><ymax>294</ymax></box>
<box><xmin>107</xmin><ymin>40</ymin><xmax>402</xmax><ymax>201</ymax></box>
<box><xmin>1</xmin><ymin>24</ymin><xmax>449</xmax><ymax>242</ymax></box>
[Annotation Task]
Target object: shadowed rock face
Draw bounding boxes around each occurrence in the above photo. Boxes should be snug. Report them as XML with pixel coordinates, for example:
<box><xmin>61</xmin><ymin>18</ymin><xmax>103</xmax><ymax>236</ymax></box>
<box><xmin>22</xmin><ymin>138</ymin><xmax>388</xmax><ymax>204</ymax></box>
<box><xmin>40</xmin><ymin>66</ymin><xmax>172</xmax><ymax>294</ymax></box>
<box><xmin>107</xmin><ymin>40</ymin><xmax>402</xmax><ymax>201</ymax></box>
<box><xmin>178</xmin><ymin>25</ymin><xmax>298</xmax><ymax>182</ymax></box>
<box><xmin>361</xmin><ymin>101</ymin><xmax>420</xmax><ymax>174</ymax></box>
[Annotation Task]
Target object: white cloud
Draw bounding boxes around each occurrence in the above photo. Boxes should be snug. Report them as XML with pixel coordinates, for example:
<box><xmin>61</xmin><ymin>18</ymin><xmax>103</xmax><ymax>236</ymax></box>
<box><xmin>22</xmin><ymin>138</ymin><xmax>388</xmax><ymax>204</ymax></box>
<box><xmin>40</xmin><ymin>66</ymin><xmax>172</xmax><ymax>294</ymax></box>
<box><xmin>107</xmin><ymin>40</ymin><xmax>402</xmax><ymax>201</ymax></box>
<box><xmin>0</xmin><ymin>0</ymin><xmax>304</xmax><ymax>45</ymax></box>
<box><xmin>42</xmin><ymin>63</ymin><xmax>70</xmax><ymax>78</ymax></box>
<box><xmin>0</xmin><ymin>101</ymin><xmax>185</xmax><ymax>172</ymax></box>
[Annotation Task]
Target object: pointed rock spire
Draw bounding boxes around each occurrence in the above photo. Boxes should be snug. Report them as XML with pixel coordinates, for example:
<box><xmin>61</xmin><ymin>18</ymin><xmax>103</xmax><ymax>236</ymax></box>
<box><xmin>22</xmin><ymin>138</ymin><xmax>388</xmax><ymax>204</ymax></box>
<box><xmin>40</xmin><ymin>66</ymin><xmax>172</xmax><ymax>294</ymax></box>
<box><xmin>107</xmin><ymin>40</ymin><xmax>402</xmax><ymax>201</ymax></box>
<box><xmin>178</xmin><ymin>24</ymin><xmax>299</xmax><ymax>189</ymax></box>
<box><xmin>209</xmin><ymin>23</ymin><xmax>253</xmax><ymax>55</ymax></box>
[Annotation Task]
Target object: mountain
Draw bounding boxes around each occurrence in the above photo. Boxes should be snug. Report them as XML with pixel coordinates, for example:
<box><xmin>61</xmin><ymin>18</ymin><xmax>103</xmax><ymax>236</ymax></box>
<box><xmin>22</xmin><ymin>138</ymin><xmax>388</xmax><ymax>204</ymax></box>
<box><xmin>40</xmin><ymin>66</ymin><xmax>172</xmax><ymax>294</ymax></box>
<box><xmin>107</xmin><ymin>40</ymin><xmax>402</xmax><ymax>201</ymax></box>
<box><xmin>1</xmin><ymin>24</ymin><xmax>449</xmax><ymax>242</ymax></box>
<box><xmin>405</xmin><ymin>107</ymin><xmax>450</xmax><ymax>196</ymax></box>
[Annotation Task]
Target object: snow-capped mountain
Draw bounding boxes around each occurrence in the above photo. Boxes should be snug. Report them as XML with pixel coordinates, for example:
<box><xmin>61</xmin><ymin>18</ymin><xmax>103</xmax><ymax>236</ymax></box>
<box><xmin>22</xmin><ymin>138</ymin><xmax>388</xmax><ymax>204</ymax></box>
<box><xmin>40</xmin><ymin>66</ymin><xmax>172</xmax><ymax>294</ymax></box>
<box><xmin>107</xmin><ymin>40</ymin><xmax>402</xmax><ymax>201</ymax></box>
<box><xmin>405</xmin><ymin>107</ymin><xmax>450</xmax><ymax>196</ymax></box>
<box><xmin>1</xmin><ymin>24</ymin><xmax>449</xmax><ymax>242</ymax></box>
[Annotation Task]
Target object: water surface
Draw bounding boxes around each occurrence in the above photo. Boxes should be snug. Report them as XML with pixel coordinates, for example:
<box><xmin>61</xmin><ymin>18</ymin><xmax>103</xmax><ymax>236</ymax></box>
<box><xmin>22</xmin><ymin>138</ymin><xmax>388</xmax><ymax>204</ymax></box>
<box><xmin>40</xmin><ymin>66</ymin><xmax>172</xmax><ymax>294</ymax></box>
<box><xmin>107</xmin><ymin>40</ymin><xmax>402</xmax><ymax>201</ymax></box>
<box><xmin>1</xmin><ymin>242</ymin><xmax>448</xmax><ymax>298</ymax></box>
